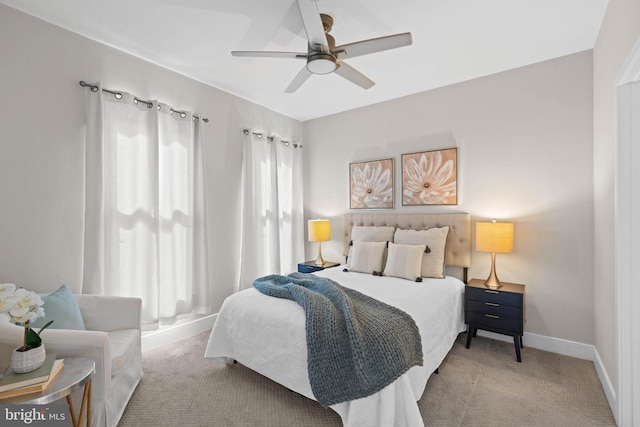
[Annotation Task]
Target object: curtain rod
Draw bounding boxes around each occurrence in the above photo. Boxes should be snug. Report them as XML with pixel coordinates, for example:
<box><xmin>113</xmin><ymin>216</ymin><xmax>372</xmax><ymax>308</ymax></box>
<box><xmin>242</xmin><ymin>128</ymin><xmax>302</xmax><ymax>148</ymax></box>
<box><xmin>79</xmin><ymin>81</ymin><xmax>209</xmax><ymax>123</ymax></box>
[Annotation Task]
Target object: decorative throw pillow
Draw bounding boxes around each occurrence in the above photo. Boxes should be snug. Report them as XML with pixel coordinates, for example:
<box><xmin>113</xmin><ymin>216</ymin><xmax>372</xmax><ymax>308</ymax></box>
<box><xmin>346</xmin><ymin>225</ymin><xmax>396</xmax><ymax>267</ymax></box>
<box><xmin>348</xmin><ymin>241</ymin><xmax>387</xmax><ymax>274</ymax></box>
<box><xmin>383</xmin><ymin>242</ymin><xmax>426</xmax><ymax>281</ymax></box>
<box><xmin>394</xmin><ymin>226</ymin><xmax>449</xmax><ymax>278</ymax></box>
<box><xmin>30</xmin><ymin>284</ymin><xmax>86</xmax><ymax>330</ymax></box>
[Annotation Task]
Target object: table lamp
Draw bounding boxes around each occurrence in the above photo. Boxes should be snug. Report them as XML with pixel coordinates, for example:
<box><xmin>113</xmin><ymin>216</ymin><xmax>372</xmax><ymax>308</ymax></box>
<box><xmin>308</xmin><ymin>219</ymin><xmax>331</xmax><ymax>266</ymax></box>
<box><xmin>476</xmin><ymin>220</ymin><xmax>513</xmax><ymax>289</ymax></box>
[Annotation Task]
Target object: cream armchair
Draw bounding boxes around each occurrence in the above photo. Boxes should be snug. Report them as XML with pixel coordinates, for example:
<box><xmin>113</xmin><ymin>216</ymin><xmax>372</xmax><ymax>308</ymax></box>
<box><xmin>0</xmin><ymin>295</ymin><xmax>143</xmax><ymax>427</ymax></box>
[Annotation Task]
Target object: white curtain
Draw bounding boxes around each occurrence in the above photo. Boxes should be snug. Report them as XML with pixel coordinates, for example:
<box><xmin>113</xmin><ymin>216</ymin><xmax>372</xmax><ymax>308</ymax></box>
<box><xmin>238</xmin><ymin>132</ymin><xmax>304</xmax><ymax>291</ymax></box>
<box><xmin>83</xmin><ymin>83</ymin><xmax>210</xmax><ymax>329</ymax></box>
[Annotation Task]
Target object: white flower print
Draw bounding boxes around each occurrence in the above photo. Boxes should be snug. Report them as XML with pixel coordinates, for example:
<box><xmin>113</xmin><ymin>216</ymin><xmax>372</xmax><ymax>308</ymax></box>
<box><xmin>350</xmin><ymin>161</ymin><xmax>393</xmax><ymax>208</ymax></box>
<box><xmin>403</xmin><ymin>150</ymin><xmax>456</xmax><ymax>205</ymax></box>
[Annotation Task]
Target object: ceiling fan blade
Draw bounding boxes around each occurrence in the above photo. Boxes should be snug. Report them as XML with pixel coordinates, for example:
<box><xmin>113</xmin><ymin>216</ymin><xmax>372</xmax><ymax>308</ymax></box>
<box><xmin>231</xmin><ymin>51</ymin><xmax>307</xmax><ymax>59</ymax></box>
<box><xmin>334</xmin><ymin>62</ymin><xmax>375</xmax><ymax>90</ymax></box>
<box><xmin>335</xmin><ymin>32</ymin><xmax>412</xmax><ymax>59</ymax></box>
<box><xmin>296</xmin><ymin>0</ymin><xmax>328</xmax><ymax>51</ymax></box>
<box><xmin>285</xmin><ymin>66</ymin><xmax>313</xmax><ymax>93</ymax></box>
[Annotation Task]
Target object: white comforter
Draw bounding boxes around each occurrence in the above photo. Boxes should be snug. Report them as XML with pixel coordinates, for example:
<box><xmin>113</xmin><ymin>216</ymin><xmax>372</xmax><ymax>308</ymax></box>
<box><xmin>205</xmin><ymin>268</ymin><xmax>466</xmax><ymax>427</ymax></box>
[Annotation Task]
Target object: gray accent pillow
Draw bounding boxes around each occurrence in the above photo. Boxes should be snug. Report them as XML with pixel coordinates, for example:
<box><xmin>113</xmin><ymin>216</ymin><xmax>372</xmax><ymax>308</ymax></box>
<box><xmin>383</xmin><ymin>242</ymin><xmax>426</xmax><ymax>281</ymax></box>
<box><xmin>349</xmin><ymin>241</ymin><xmax>387</xmax><ymax>274</ymax></box>
<box><xmin>393</xmin><ymin>227</ymin><xmax>449</xmax><ymax>278</ymax></box>
<box><xmin>346</xmin><ymin>226</ymin><xmax>396</xmax><ymax>267</ymax></box>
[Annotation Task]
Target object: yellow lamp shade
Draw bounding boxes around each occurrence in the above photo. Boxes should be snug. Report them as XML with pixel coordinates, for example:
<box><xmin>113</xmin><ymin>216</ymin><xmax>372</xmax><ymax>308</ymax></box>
<box><xmin>476</xmin><ymin>222</ymin><xmax>513</xmax><ymax>254</ymax></box>
<box><xmin>476</xmin><ymin>221</ymin><xmax>513</xmax><ymax>289</ymax></box>
<box><xmin>308</xmin><ymin>220</ymin><xmax>331</xmax><ymax>242</ymax></box>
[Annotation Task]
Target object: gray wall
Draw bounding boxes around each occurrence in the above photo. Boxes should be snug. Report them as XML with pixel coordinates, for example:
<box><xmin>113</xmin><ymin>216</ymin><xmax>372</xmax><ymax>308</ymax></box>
<box><xmin>593</xmin><ymin>0</ymin><xmax>640</xmax><ymax>397</ymax></box>
<box><xmin>302</xmin><ymin>51</ymin><xmax>595</xmax><ymax>345</ymax></box>
<box><xmin>0</xmin><ymin>5</ymin><xmax>302</xmax><ymax>313</ymax></box>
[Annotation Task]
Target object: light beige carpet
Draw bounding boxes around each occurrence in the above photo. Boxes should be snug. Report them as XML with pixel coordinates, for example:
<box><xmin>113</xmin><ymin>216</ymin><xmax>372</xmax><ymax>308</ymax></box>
<box><xmin>119</xmin><ymin>331</ymin><xmax>615</xmax><ymax>427</ymax></box>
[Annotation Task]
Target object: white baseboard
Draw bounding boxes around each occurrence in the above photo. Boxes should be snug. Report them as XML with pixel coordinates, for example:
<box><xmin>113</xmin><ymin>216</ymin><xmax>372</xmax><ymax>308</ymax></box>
<box><xmin>476</xmin><ymin>329</ymin><xmax>617</xmax><ymax>422</ymax></box>
<box><xmin>141</xmin><ymin>313</ymin><xmax>216</xmax><ymax>353</ymax></box>
<box><xmin>476</xmin><ymin>330</ymin><xmax>593</xmax><ymax>359</ymax></box>
<box><xmin>593</xmin><ymin>346</ymin><xmax>618</xmax><ymax>423</ymax></box>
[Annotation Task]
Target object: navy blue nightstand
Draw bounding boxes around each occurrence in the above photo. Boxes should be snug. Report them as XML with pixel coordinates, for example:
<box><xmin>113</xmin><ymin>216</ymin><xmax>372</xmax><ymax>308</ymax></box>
<box><xmin>297</xmin><ymin>261</ymin><xmax>340</xmax><ymax>273</ymax></box>
<box><xmin>465</xmin><ymin>279</ymin><xmax>526</xmax><ymax>362</ymax></box>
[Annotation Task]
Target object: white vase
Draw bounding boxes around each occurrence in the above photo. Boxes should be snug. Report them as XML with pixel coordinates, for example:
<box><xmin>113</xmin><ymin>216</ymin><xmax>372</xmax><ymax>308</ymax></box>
<box><xmin>11</xmin><ymin>344</ymin><xmax>46</xmax><ymax>373</ymax></box>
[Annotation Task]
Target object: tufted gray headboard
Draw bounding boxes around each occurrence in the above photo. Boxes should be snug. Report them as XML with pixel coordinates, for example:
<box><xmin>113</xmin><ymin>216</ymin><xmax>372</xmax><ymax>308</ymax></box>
<box><xmin>343</xmin><ymin>213</ymin><xmax>472</xmax><ymax>270</ymax></box>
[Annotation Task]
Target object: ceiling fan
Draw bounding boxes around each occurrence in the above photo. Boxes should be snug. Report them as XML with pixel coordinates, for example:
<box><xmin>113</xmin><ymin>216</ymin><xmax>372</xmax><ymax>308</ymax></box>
<box><xmin>231</xmin><ymin>0</ymin><xmax>413</xmax><ymax>93</ymax></box>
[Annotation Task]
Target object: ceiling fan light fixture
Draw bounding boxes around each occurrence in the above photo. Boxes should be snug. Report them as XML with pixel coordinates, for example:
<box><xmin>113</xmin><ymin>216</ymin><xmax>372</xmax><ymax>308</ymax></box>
<box><xmin>306</xmin><ymin>53</ymin><xmax>337</xmax><ymax>74</ymax></box>
<box><xmin>231</xmin><ymin>0</ymin><xmax>412</xmax><ymax>92</ymax></box>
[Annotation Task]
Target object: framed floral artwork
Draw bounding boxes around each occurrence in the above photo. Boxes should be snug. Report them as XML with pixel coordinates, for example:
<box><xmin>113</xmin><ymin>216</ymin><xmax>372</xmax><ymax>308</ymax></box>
<box><xmin>402</xmin><ymin>148</ymin><xmax>457</xmax><ymax>205</ymax></box>
<box><xmin>349</xmin><ymin>158</ymin><xmax>394</xmax><ymax>209</ymax></box>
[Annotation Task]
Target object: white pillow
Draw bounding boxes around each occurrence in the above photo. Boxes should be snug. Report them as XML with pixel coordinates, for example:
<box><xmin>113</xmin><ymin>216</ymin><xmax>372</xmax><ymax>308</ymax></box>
<box><xmin>383</xmin><ymin>243</ymin><xmax>426</xmax><ymax>281</ymax></box>
<box><xmin>393</xmin><ymin>227</ymin><xmax>449</xmax><ymax>278</ymax></box>
<box><xmin>348</xmin><ymin>241</ymin><xmax>387</xmax><ymax>274</ymax></box>
<box><xmin>346</xmin><ymin>226</ymin><xmax>395</xmax><ymax>267</ymax></box>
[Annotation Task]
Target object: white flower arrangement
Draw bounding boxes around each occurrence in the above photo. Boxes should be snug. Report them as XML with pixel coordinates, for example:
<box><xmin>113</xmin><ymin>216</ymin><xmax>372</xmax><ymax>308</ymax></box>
<box><xmin>0</xmin><ymin>283</ymin><xmax>52</xmax><ymax>351</ymax></box>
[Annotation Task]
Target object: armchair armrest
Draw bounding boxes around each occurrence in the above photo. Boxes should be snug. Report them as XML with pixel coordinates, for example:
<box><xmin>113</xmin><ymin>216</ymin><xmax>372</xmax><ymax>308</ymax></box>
<box><xmin>39</xmin><ymin>328</ymin><xmax>112</xmax><ymax>392</ymax></box>
<box><xmin>75</xmin><ymin>295</ymin><xmax>142</xmax><ymax>332</ymax></box>
<box><xmin>0</xmin><ymin>320</ymin><xmax>112</xmax><ymax>395</ymax></box>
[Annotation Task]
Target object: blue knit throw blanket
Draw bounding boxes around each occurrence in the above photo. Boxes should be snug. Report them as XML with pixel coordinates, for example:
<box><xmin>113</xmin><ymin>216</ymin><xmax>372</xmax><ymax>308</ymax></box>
<box><xmin>253</xmin><ymin>272</ymin><xmax>423</xmax><ymax>407</ymax></box>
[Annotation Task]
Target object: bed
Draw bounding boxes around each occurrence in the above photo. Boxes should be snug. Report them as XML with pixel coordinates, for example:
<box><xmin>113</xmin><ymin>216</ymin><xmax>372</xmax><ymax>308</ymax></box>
<box><xmin>205</xmin><ymin>213</ymin><xmax>471</xmax><ymax>427</ymax></box>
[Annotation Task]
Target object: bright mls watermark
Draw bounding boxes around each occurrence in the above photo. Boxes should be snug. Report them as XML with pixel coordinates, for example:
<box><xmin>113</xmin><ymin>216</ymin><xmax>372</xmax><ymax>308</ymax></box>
<box><xmin>1</xmin><ymin>405</ymin><xmax>69</xmax><ymax>426</ymax></box>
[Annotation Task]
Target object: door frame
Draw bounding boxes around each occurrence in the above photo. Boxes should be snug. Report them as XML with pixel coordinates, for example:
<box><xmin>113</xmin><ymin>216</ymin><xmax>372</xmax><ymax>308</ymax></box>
<box><xmin>615</xmin><ymin>35</ymin><xmax>640</xmax><ymax>427</ymax></box>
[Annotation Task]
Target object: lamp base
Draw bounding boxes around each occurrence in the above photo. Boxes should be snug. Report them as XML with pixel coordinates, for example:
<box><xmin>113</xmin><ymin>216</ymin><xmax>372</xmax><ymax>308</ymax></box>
<box><xmin>314</xmin><ymin>242</ymin><xmax>325</xmax><ymax>266</ymax></box>
<box><xmin>484</xmin><ymin>252</ymin><xmax>503</xmax><ymax>289</ymax></box>
<box><xmin>484</xmin><ymin>277</ymin><xmax>503</xmax><ymax>290</ymax></box>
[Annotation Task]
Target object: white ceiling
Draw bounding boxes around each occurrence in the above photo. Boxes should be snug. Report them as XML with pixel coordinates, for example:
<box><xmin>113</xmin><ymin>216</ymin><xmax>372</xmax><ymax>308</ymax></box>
<box><xmin>1</xmin><ymin>0</ymin><xmax>608</xmax><ymax>121</ymax></box>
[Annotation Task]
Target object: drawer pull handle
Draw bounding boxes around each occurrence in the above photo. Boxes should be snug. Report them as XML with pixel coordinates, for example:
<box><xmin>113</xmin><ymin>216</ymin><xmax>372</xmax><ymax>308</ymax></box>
<box><xmin>485</xmin><ymin>290</ymin><xmax>499</xmax><ymax>294</ymax></box>
<box><xmin>485</xmin><ymin>302</ymin><xmax>500</xmax><ymax>307</ymax></box>
<box><xmin>485</xmin><ymin>314</ymin><xmax>500</xmax><ymax>319</ymax></box>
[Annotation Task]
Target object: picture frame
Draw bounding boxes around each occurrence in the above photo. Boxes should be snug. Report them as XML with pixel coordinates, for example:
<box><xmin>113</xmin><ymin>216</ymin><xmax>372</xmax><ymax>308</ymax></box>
<box><xmin>401</xmin><ymin>148</ymin><xmax>457</xmax><ymax>206</ymax></box>
<box><xmin>349</xmin><ymin>158</ymin><xmax>394</xmax><ymax>209</ymax></box>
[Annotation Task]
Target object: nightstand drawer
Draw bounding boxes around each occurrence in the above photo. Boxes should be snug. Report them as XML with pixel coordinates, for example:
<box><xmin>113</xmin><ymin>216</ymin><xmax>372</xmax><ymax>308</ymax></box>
<box><xmin>465</xmin><ymin>286</ymin><xmax>522</xmax><ymax>307</ymax></box>
<box><xmin>466</xmin><ymin>300</ymin><xmax>522</xmax><ymax>319</ymax></box>
<box><xmin>466</xmin><ymin>311</ymin><xmax>522</xmax><ymax>333</ymax></box>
